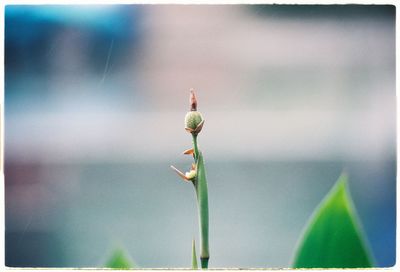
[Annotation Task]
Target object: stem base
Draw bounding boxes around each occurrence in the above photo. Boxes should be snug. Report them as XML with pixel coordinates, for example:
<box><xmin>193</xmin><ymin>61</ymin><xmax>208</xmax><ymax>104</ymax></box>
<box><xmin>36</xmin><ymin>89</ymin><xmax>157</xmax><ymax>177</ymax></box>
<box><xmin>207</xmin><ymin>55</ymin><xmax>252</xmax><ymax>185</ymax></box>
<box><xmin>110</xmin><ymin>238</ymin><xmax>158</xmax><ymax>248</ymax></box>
<box><xmin>200</xmin><ymin>257</ymin><xmax>209</xmax><ymax>269</ymax></box>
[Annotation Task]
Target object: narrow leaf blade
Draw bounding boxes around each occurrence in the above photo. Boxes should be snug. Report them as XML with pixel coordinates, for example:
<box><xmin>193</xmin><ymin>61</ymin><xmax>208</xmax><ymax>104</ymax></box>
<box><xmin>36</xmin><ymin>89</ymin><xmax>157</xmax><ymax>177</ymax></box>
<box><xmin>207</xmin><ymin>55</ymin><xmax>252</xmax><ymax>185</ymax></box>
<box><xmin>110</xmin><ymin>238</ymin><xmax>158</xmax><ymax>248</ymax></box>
<box><xmin>293</xmin><ymin>174</ymin><xmax>374</xmax><ymax>268</ymax></box>
<box><xmin>192</xmin><ymin>239</ymin><xmax>198</xmax><ymax>269</ymax></box>
<box><xmin>195</xmin><ymin>151</ymin><xmax>210</xmax><ymax>268</ymax></box>
<box><xmin>105</xmin><ymin>248</ymin><xmax>135</xmax><ymax>269</ymax></box>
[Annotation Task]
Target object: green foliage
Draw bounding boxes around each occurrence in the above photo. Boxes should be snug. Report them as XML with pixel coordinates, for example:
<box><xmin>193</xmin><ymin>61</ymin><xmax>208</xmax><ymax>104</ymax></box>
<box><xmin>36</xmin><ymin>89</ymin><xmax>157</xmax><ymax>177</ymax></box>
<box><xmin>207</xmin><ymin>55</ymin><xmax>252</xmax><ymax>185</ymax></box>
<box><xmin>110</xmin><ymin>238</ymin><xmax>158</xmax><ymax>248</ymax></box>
<box><xmin>195</xmin><ymin>151</ymin><xmax>209</xmax><ymax>268</ymax></box>
<box><xmin>293</xmin><ymin>174</ymin><xmax>374</xmax><ymax>268</ymax></box>
<box><xmin>105</xmin><ymin>248</ymin><xmax>135</xmax><ymax>269</ymax></box>
<box><xmin>192</xmin><ymin>239</ymin><xmax>198</xmax><ymax>269</ymax></box>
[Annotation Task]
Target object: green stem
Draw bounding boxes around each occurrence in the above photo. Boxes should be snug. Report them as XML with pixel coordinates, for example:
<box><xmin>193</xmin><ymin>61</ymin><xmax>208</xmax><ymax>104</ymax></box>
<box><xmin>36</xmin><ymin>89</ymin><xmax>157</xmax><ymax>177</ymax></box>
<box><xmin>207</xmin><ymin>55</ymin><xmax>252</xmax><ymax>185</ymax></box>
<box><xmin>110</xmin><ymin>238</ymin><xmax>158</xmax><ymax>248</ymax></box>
<box><xmin>192</xmin><ymin>134</ymin><xmax>199</xmax><ymax>161</ymax></box>
<box><xmin>200</xmin><ymin>258</ymin><xmax>209</xmax><ymax>269</ymax></box>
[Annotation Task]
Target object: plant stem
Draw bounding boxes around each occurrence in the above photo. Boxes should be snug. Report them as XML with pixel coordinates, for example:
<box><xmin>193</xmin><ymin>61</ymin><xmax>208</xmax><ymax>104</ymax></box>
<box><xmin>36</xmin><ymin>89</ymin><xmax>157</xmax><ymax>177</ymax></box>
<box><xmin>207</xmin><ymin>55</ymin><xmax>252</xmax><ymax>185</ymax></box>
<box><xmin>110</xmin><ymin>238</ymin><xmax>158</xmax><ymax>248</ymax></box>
<box><xmin>200</xmin><ymin>258</ymin><xmax>209</xmax><ymax>269</ymax></box>
<box><xmin>192</xmin><ymin>134</ymin><xmax>199</xmax><ymax>161</ymax></box>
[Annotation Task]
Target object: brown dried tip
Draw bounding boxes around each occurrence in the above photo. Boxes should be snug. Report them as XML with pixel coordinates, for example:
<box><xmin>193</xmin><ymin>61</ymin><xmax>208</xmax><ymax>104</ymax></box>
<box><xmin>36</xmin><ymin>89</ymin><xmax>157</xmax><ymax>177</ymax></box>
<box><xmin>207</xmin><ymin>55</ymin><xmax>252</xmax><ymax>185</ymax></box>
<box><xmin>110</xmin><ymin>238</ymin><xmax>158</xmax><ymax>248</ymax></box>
<box><xmin>183</xmin><ymin>148</ymin><xmax>195</xmax><ymax>155</ymax></box>
<box><xmin>184</xmin><ymin>119</ymin><xmax>205</xmax><ymax>135</ymax></box>
<box><xmin>190</xmin><ymin>88</ymin><xmax>197</xmax><ymax>111</ymax></box>
<box><xmin>170</xmin><ymin>165</ymin><xmax>190</xmax><ymax>182</ymax></box>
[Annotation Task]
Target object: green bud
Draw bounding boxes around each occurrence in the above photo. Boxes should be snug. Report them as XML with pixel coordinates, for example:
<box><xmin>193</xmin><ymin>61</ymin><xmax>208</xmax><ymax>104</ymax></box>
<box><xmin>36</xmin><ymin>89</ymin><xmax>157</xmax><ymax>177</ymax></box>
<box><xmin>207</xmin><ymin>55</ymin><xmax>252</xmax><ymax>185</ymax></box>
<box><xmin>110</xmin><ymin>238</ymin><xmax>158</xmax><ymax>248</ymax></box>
<box><xmin>185</xmin><ymin>111</ymin><xmax>203</xmax><ymax>130</ymax></box>
<box><xmin>185</xmin><ymin>169</ymin><xmax>197</xmax><ymax>180</ymax></box>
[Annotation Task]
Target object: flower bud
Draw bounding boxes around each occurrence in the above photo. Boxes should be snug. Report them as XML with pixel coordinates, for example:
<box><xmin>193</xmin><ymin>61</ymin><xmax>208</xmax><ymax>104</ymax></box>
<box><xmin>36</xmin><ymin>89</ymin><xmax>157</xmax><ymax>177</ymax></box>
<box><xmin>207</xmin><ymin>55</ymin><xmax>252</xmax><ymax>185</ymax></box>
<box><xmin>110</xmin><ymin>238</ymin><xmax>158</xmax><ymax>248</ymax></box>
<box><xmin>185</xmin><ymin>169</ymin><xmax>197</xmax><ymax>180</ymax></box>
<box><xmin>171</xmin><ymin>163</ymin><xmax>197</xmax><ymax>182</ymax></box>
<box><xmin>185</xmin><ymin>111</ymin><xmax>203</xmax><ymax>130</ymax></box>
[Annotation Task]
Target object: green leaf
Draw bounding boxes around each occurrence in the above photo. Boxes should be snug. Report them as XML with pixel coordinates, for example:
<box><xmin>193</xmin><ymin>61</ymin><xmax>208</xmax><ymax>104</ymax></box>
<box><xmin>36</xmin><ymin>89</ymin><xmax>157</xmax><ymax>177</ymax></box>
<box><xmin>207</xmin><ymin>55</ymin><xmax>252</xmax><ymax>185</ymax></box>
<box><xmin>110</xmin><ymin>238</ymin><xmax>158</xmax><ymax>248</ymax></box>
<box><xmin>105</xmin><ymin>248</ymin><xmax>135</xmax><ymax>269</ymax></box>
<box><xmin>195</xmin><ymin>151</ymin><xmax>209</xmax><ymax>268</ymax></box>
<box><xmin>293</xmin><ymin>173</ymin><xmax>374</xmax><ymax>268</ymax></box>
<box><xmin>192</xmin><ymin>239</ymin><xmax>198</xmax><ymax>269</ymax></box>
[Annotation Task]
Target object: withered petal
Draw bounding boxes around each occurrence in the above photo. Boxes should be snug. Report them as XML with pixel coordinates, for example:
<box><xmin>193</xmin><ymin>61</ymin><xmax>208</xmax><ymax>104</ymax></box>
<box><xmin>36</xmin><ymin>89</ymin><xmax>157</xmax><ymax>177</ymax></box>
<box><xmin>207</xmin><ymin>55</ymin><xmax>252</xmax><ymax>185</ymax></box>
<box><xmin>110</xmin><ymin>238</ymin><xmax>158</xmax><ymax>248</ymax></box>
<box><xmin>170</xmin><ymin>165</ymin><xmax>190</xmax><ymax>182</ymax></box>
<box><xmin>185</xmin><ymin>127</ymin><xmax>195</xmax><ymax>133</ymax></box>
<box><xmin>183</xmin><ymin>148</ymin><xmax>195</xmax><ymax>155</ymax></box>
<box><xmin>194</xmin><ymin>119</ymin><xmax>205</xmax><ymax>133</ymax></box>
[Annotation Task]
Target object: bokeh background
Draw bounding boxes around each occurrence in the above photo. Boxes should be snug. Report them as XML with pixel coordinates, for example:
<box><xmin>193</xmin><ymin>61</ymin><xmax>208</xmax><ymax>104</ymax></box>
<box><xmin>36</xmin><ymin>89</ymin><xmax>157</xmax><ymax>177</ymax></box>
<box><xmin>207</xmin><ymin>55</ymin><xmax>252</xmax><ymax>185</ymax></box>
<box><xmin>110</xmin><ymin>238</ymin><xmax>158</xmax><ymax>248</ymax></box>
<box><xmin>4</xmin><ymin>4</ymin><xmax>396</xmax><ymax>268</ymax></box>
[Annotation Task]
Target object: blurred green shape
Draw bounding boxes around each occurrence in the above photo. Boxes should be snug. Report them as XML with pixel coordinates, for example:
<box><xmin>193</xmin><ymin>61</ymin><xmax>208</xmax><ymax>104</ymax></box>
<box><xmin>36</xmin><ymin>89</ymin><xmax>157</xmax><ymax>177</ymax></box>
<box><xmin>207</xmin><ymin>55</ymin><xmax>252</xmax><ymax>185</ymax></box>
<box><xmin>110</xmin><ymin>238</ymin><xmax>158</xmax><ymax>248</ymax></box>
<box><xmin>192</xmin><ymin>239</ymin><xmax>198</xmax><ymax>269</ymax></box>
<box><xmin>105</xmin><ymin>248</ymin><xmax>135</xmax><ymax>269</ymax></box>
<box><xmin>293</xmin><ymin>173</ymin><xmax>374</xmax><ymax>268</ymax></box>
<box><xmin>195</xmin><ymin>151</ymin><xmax>209</xmax><ymax>269</ymax></box>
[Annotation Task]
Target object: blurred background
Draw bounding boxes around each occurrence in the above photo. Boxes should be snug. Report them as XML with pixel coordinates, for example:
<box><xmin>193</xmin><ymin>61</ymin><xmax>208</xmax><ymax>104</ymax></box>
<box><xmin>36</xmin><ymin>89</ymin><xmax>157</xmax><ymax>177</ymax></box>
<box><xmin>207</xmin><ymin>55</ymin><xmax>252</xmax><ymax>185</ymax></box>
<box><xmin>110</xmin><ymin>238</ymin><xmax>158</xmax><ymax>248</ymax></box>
<box><xmin>4</xmin><ymin>4</ymin><xmax>395</xmax><ymax>268</ymax></box>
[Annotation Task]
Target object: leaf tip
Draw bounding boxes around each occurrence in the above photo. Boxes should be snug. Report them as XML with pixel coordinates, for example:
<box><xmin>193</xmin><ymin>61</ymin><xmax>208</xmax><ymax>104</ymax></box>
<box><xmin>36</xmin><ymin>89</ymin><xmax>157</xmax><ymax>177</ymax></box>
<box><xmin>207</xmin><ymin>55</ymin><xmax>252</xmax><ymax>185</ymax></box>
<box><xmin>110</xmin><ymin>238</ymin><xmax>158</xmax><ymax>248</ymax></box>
<box><xmin>192</xmin><ymin>238</ymin><xmax>198</xmax><ymax>269</ymax></box>
<box><xmin>329</xmin><ymin>171</ymin><xmax>350</xmax><ymax>202</ymax></box>
<box><xmin>292</xmin><ymin>171</ymin><xmax>374</xmax><ymax>268</ymax></box>
<box><xmin>105</xmin><ymin>248</ymin><xmax>134</xmax><ymax>269</ymax></box>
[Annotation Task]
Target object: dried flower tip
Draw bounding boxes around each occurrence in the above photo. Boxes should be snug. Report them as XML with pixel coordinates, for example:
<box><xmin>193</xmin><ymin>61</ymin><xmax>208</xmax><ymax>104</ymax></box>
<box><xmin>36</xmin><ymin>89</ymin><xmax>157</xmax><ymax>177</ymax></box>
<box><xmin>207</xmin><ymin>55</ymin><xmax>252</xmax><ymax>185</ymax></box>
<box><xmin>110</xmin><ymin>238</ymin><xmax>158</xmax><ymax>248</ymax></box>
<box><xmin>171</xmin><ymin>165</ymin><xmax>190</xmax><ymax>182</ymax></box>
<box><xmin>171</xmin><ymin>164</ymin><xmax>197</xmax><ymax>182</ymax></box>
<box><xmin>190</xmin><ymin>89</ymin><xmax>197</xmax><ymax>111</ymax></box>
<box><xmin>183</xmin><ymin>148</ymin><xmax>195</xmax><ymax>155</ymax></box>
<box><xmin>193</xmin><ymin>119</ymin><xmax>204</xmax><ymax>134</ymax></box>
